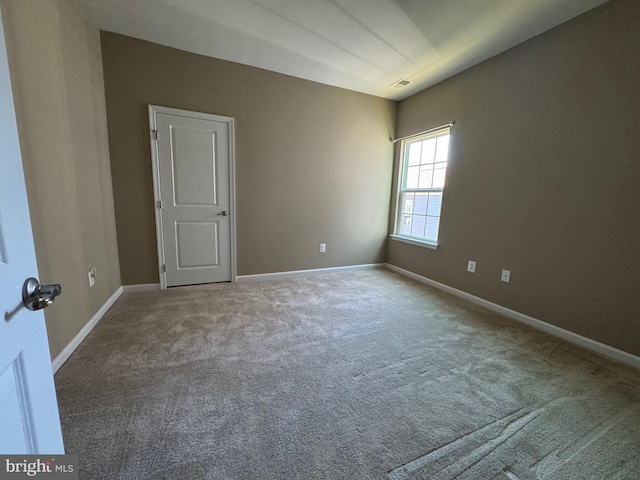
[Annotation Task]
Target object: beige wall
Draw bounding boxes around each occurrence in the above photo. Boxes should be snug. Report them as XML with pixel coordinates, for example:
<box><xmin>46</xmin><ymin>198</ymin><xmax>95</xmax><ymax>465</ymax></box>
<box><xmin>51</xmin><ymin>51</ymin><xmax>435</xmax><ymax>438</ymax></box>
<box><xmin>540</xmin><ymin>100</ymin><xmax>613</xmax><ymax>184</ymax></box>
<box><xmin>100</xmin><ymin>33</ymin><xmax>396</xmax><ymax>284</ymax></box>
<box><xmin>2</xmin><ymin>0</ymin><xmax>121</xmax><ymax>359</ymax></box>
<box><xmin>388</xmin><ymin>0</ymin><xmax>640</xmax><ymax>356</ymax></box>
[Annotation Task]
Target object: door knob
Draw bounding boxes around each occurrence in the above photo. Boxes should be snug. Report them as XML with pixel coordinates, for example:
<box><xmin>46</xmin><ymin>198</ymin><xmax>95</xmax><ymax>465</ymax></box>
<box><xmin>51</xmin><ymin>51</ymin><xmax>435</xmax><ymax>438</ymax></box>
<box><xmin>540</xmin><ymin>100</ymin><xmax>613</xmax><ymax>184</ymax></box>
<box><xmin>22</xmin><ymin>277</ymin><xmax>62</xmax><ymax>311</ymax></box>
<box><xmin>217</xmin><ymin>211</ymin><xmax>228</xmax><ymax>216</ymax></box>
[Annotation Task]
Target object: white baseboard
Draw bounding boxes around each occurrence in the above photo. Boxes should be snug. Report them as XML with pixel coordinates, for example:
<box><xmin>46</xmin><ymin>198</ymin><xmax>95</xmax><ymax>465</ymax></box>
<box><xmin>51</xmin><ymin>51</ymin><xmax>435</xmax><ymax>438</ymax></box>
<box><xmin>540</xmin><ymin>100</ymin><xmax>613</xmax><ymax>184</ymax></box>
<box><xmin>384</xmin><ymin>263</ymin><xmax>640</xmax><ymax>369</ymax></box>
<box><xmin>236</xmin><ymin>263</ymin><xmax>385</xmax><ymax>282</ymax></box>
<box><xmin>52</xmin><ymin>286</ymin><xmax>123</xmax><ymax>373</ymax></box>
<box><xmin>122</xmin><ymin>283</ymin><xmax>161</xmax><ymax>292</ymax></box>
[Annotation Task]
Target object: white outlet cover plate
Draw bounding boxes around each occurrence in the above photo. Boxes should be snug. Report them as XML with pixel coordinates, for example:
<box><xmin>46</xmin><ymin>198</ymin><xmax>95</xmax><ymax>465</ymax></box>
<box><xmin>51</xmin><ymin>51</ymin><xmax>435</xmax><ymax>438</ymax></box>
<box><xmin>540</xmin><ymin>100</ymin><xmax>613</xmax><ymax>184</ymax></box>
<box><xmin>467</xmin><ymin>261</ymin><xmax>476</xmax><ymax>273</ymax></box>
<box><xmin>501</xmin><ymin>269</ymin><xmax>511</xmax><ymax>282</ymax></box>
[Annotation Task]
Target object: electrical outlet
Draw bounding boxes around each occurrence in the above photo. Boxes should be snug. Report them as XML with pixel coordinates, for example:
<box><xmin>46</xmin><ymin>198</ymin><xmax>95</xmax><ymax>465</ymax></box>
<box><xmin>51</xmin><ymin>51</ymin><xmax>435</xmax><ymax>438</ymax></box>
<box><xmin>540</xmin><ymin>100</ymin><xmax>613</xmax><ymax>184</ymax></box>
<box><xmin>501</xmin><ymin>269</ymin><xmax>511</xmax><ymax>283</ymax></box>
<box><xmin>319</xmin><ymin>243</ymin><xmax>326</xmax><ymax>253</ymax></box>
<box><xmin>88</xmin><ymin>268</ymin><xmax>95</xmax><ymax>287</ymax></box>
<box><xmin>467</xmin><ymin>260</ymin><xmax>476</xmax><ymax>273</ymax></box>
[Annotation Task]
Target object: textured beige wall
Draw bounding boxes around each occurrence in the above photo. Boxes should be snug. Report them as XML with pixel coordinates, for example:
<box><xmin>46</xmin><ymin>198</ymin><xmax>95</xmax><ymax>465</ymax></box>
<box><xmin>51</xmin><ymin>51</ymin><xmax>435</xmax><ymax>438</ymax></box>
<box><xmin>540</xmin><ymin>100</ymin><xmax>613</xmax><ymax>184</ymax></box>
<box><xmin>100</xmin><ymin>33</ymin><xmax>396</xmax><ymax>284</ymax></box>
<box><xmin>388</xmin><ymin>0</ymin><xmax>640</xmax><ymax>356</ymax></box>
<box><xmin>2</xmin><ymin>0</ymin><xmax>121</xmax><ymax>359</ymax></box>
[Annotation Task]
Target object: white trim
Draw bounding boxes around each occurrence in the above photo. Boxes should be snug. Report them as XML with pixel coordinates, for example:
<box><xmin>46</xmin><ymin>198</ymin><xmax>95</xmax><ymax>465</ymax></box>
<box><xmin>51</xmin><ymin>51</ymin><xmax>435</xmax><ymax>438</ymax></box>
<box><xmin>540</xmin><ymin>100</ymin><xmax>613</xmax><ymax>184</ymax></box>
<box><xmin>384</xmin><ymin>264</ymin><xmax>640</xmax><ymax>369</ymax></box>
<box><xmin>122</xmin><ymin>283</ymin><xmax>161</xmax><ymax>293</ymax></box>
<box><xmin>390</xmin><ymin>234</ymin><xmax>438</xmax><ymax>250</ymax></box>
<box><xmin>228</xmin><ymin>118</ymin><xmax>237</xmax><ymax>283</ymax></box>
<box><xmin>148</xmin><ymin>105</ymin><xmax>237</xmax><ymax>288</ymax></box>
<box><xmin>148</xmin><ymin>106</ymin><xmax>166</xmax><ymax>289</ymax></box>
<box><xmin>52</xmin><ymin>286</ymin><xmax>123</xmax><ymax>373</ymax></box>
<box><xmin>236</xmin><ymin>264</ymin><xmax>385</xmax><ymax>282</ymax></box>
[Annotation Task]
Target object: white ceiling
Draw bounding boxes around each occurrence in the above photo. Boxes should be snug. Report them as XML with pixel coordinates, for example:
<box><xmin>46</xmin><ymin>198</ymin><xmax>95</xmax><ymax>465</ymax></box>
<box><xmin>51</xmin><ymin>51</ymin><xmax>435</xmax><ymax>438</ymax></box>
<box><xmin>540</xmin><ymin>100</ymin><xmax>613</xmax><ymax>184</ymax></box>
<box><xmin>82</xmin><ymin>0</ymin><xmax>608</xmax><ymax>101</ymax></box>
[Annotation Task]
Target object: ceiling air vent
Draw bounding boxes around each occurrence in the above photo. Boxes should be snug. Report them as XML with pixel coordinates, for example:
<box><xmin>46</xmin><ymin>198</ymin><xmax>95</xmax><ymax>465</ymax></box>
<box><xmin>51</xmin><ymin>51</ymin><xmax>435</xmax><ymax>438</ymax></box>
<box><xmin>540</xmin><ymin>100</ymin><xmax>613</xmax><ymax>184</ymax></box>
<box><xmin>389</xmin><ymin>78</ymin><xmax>413</xmax><ymax>90</ymax></box>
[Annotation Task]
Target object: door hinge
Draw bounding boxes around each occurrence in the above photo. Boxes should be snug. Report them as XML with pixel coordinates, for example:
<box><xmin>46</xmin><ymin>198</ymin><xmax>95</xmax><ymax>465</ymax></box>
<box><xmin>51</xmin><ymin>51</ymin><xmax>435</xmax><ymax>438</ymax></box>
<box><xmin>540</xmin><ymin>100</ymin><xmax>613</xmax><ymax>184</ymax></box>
<box><xmin>156</xmin><ymin>200</ymin><xmax>163</xmax><ymax>209</ymax></box>
<box><xmin>151</xmin><ymin>130</ymin><xmax>158</xmax><ymax>140</ymax></box>
<box><xmin>160</xmin><ymin>264</ymin><xmax>166</xmax><ymax>273</ymax></box>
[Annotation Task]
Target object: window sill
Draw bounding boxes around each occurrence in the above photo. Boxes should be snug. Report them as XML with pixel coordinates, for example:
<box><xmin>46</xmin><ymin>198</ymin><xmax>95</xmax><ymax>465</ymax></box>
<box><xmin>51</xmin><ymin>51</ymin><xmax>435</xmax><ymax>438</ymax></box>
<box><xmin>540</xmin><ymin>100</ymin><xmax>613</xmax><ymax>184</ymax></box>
<box><xmin>390</xmin><ymin>235</ymin><xmax>438</xmax><ymax>250</ymax></box>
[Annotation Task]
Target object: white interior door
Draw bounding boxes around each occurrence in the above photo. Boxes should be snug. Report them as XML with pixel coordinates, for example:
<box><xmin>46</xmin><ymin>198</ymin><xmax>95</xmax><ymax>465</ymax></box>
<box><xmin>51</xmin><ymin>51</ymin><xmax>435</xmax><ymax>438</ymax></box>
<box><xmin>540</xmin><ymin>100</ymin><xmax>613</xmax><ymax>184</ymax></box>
<box><xmin>0</xmin><ymin>11</ymin><xmax>64</xmax><ymax>454</ymax></box>
<box><xmin>150</xmin><ymin>107</ymin><xmax>234</xmax><ymax>287</ymax></box>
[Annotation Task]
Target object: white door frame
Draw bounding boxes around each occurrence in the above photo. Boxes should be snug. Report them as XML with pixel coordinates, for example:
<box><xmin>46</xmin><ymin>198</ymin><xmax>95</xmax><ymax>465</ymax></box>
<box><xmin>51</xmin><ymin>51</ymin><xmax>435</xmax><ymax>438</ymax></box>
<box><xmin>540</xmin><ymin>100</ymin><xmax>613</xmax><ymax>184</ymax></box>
<box><xmin>148</xmin><ymin>105</ymin><xmax>237</xmax><ymax>288</ymax></box>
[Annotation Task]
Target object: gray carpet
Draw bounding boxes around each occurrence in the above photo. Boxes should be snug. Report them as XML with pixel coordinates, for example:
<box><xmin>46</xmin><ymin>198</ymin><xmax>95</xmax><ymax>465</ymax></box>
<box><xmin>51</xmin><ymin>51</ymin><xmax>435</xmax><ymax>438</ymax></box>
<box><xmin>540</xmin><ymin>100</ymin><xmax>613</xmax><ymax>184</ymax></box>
<box><xmin>55</xmin><ymin>269</ymin><xmax>640</xmax><ymax>479</ymax></box>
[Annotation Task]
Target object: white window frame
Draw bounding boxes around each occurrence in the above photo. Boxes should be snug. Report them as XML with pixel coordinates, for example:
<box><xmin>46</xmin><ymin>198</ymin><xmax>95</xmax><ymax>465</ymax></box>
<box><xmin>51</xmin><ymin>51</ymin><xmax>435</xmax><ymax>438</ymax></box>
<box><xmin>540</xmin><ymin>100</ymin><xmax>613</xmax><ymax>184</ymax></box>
<box><xmin>391</xmin><ymin>127</ymin><xmax>451</xmax><ymax>249</ymax></box>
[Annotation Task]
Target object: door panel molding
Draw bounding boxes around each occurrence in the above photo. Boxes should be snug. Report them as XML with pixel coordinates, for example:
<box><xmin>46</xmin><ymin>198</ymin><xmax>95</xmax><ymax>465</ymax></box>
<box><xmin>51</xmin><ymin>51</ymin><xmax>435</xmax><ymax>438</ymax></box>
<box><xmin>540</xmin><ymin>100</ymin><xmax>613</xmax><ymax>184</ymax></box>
<box><xmin>149</xmin><ymin>105</ymin><xmax>237</xmax><ymax>288</ymax></box>
<box><xmin>175</xmin><ymin>221</ymin><xmax>220</xmax><ymax>269</ymax></box>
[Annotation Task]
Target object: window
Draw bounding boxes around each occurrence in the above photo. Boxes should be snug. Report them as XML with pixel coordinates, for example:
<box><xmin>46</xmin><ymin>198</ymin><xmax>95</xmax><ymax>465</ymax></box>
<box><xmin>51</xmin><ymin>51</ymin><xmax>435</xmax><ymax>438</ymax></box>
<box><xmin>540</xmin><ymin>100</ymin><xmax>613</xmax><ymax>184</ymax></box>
<box><xmin>394</xmin><ymin>128</ymin><xmax>450</xmax><ymax>247</ymax></box>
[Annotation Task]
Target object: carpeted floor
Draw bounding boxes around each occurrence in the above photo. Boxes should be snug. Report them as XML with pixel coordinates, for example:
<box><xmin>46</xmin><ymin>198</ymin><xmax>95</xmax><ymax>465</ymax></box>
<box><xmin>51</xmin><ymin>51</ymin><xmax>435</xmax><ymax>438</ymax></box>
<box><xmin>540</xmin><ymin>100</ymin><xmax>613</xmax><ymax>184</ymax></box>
<box><xmin>55</xmin><ymin>269</ymin><xmax>640</xmax><ymax>479</ymax></box>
